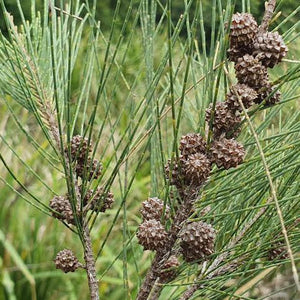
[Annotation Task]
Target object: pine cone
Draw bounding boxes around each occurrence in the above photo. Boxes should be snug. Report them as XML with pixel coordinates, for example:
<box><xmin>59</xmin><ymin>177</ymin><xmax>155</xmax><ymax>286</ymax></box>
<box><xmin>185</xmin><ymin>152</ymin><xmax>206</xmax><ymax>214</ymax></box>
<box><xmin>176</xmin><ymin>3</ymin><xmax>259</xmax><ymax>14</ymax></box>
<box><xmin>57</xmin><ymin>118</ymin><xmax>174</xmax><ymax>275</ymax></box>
<box><xmin>66</xmin><ymin>135</ymin><xmax>92</xmax><ymax>161</ymax></box>
<box><xmin>137</xmin><ymin>219</ymin><xmax>168</xmax><ymax>251</ymax></box>
<box><xmin>268</xmin><ymin>243</ymin><xmax>288</xmax><ymax>261</ymax></box>
<box><xmin>84</xmin><ymin>187</ymin><xmax>114</xmax><ymax>212</ymax></box>
<box><xmin>49</xmin><ymin>195</ymin><xmax>78</xmax><ymax>225</ymax></box>
<box><xmin>54</xmin><ymin>249</ymin><xmax>80</xmax><ymax>273</ymax></box>
<box><xmin>180</xmin><ymin>221</ymin><xmax>216</xmax><ymax>263</ymax></box>
<box><xmin>226</xmin><ymin>84</ymin><xmax>257</xmax><ymax>112</ymax></box>
<box><xmin>76</xmin><ymin>158</ymin><xmax>102</xmax><ymax>181</ymax></box>
<box><xmin>165</xmin><ymin>157</ymin><xmax>186</xmax><ymax>187</ymax></box>
<box><xmin>159</xmin><ymin>255</ymin><xmax>180</xmax><ymax>282</ymax></box>
<box><xmin>235</xmin><ymin>54</ymin><xmax>268</xmax><ymax>89</ymax></box>
<box><xmin>254</xmin><ymin>84</ymin><xmax>281</xmax><ymax>106</ymax></box>
<box><xmin>253</xmin><ymin>31</ymin><xmax>288</xmax><ymax>68</ymax></box>
<box><xmin>140</xmin><ymin>197</ymin><xmax>170</xmax><ymax>221</ymax></box>
<box><xmin>227</xmin><ymin>46</ymin><xmax>253</xmax><ymax>63</ymax></box>
<box><xmin>182</xmin><ymin>153</ymin><xmax>211</xmax><ymax>187</ymax></box>
<box><xmin>179</xmin><ymin>133</ymin><xmax>207</xmax><ymax>157</ymax></box>
<box><xmin>205</xmin><ymin>102</ymin><xmax>241</xmax><ymax>138</ymax></box>
<box><xmin>210</xmin><ymin>138</ymin><xmax>245</xmax><ymax>169</ymax></box>
<box><xmin>229</xmin><ymin>13</ymin><xmax>258</xmax><ymax>49</ymax></box>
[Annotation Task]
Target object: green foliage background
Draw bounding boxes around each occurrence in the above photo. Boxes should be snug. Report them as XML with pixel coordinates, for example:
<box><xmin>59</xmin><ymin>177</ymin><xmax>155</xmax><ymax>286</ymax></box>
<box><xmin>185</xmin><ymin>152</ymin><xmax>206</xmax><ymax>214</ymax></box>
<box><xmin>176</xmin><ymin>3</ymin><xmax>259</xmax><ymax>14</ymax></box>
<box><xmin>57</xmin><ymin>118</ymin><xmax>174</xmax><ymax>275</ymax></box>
<box><xmin>2</xmin><ymin>0</ymin><xmax>299</xmax><ymax>36</ymax></box>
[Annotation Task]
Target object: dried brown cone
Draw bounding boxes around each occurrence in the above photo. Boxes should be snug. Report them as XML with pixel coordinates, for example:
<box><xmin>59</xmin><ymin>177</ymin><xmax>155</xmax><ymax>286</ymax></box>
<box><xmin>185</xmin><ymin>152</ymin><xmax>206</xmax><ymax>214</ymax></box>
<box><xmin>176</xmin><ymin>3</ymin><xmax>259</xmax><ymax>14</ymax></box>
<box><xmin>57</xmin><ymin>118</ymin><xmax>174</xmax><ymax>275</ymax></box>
<box><xmin>210</xmin><ymin>138</ymin><xmax>245</xmax><ymax>170</ymax></box>
<box><xmin>66</xmin><ymin>135</ymin><xmax>92</xmax><ymax>161</ymax></box>
<box><xmin>136</xmin><ymin>219</ymin><xmax>168</xmax><ymax>251</ymax></box>
<box><xmin>84</xmin><ymin>187</ymin><xmax>114</xmax><ymax>212</ymax></box>
<box><xmin>180</xmin><ymin>221</ymin><xmax>216</xmax><ymax>263</ymax></box>
<box><xmin>179</xmin><ymin>133</ymin><xmax>207</xmax><ymax>157</ymax></box>
<box><xmin>235</xmin><ymin>54</ymin><xmax>269</xmax><ymax>89</ymax></box>
<box><xmin>227</xmin><ymin>46</ymin><xmax>253</xmax><ymax>63</ymax></box>
<box><xmin>229</xmin><ymin>13</ymin><xmax>258</xmax><ymax>49</ymax></box>
<box><xmin>182</xmin><ymin>153</ymin><xmax>211</xmax><ymax>187</ymax></box>
<box><xmin>268</xmin><ymin>242</ymin><xmax>288</xmax><ymax>261</ymax></box>
<box><xmin>49</xmin><ymin>195</ymin><xmax>78</xmax><ymax>225</ymax></box>
<box><xmin>255</xmin><ymin>84</ymin><xmax>281</xmax><ymax>106</ymax></box>
<box><xmin>159</xmin><ymin>255</ymin><xmax>180</xmax><ymax>283</ymax></box>
<box><xmin>226</xmin><ymin>84</ymin><xmax>257</xmax><ymax>112</ymax></box>
<box><xmin>76</xmin><ymin>158</ymin><xmax>102</xmax><ymax>181</ymax></box>
<box><xmin>54</xmin><ymin>249</ymin><xmax>80</xmax><ymax>273</ymax></box>
<box><xmin>205</xmin><ymin>102</ymin><xmax>241</xmax><ymax>138</ymax></box>
<box><xmin>165</xmin><ymin>157</ymin><xmax>186</xmax><ymax>187</ymax></box>
<box><xmin>253</xmin><ymin>31</ymin><xmax>288</xmax><ymax>68</ymax></box>
<box><xmin>140</xmin><ymin>197</ymin><xmax>170</xmax><ymax>221</ymax></box>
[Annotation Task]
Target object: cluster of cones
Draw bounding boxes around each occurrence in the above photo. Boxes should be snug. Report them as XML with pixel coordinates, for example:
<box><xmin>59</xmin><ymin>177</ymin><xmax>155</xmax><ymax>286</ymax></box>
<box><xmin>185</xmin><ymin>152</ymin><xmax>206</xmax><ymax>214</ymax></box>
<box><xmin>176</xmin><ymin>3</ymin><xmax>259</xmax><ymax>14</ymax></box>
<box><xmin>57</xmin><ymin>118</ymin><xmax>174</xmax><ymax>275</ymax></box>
<box><xmin>136</xmin><ymin>10</ymin><xmax>289</xmax><ymax>282</ymax></box>
<box><xmin>50</xmin><ymin>135</ymin><xmax>114</xmax><ymax>273</ymax></box>
<box><xmin>228</xmin><ymin>12</ymin><xmax>288</xmax><ymax>106</ymax></box>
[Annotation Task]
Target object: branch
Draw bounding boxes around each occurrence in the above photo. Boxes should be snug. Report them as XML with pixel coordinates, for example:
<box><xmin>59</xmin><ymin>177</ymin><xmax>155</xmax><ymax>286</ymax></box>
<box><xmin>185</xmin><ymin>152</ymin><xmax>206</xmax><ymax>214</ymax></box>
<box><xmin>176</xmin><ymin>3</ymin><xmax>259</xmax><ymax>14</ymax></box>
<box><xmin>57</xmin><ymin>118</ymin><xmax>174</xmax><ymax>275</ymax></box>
<box><xmin>83</xmin><ymin>223</ymin><xmax>100</xmax><ymax>300</ymax></box>
<box><xmin>259</xmin><ymin>0</ymin><xmax>277</xmax><ymax>34</ymax></box>
<box><xmin>136</xmin><ymin>190</ymin><xmax>197</xmax><ymax>300</ymax></box>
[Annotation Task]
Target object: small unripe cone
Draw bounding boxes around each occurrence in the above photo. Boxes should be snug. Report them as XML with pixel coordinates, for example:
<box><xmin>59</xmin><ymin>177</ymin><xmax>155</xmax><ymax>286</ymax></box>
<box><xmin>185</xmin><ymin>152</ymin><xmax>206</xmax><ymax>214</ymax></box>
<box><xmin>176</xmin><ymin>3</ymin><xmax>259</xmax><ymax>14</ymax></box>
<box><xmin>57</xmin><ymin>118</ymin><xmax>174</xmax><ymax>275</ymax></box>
<box><xmin>235</xmin><ymin>54</ymin><xmax>268</xmax><ymax>89</ymax></box>
<box><xmin>180</xmin><ymin>221</ymin><xmax>216</xmax><ymax>263</ymax></box>
<box><xmin>229</xmin><ymin>13</ymin><xmax>258</xmax><ymax>49</ymax></box>
<box><xmin>66</xmin><ymin>135</ymin><xmax>92</xmax><ymax>161</ymax></box>
<box><xmin>210</xmin><ymin>138</ymin><xmax>245</xmax><ymax>170</ymax></box>
<box><xmin>76</xmin><ymin>158</ymin><xmax>102</xmax><ymax>181</ymax></box>
<box><xmin>268</xmin><ymin>243</ymin><xmax>288</xmax><ymax>261</ymax></box>
<box><xmin>49</xmin><ymin>195</ymin><xmax>78</xmax><ymax>225</ymax></box>
<box><xmin>253</xmin><ymin>31</ymin><xmax>288</xmax><ymax>68</ymax></box>
<box><xmin>205</xmin><ymin>102</ymin><xmax>241</xmax><ymax>138</ymax></box>
<box><xmin>84</xmin><ymin>187</ymin><xmax>114</xmax><ymax>212</ymax></box>
<box><xmin>159</xmin><ymin>255</ymin><xmax>180</xmax><ymax>282</ymax></box>
<box><xmin>54</xmin><ymin>249</ymin><xmax>80</xmax><ymax>273</ymax></box>
<box><xmin>137</xmin><ymin>219</ymin><xmax>168</xmax><ymax>251</ymax></box>
<box><xmin>226</xmin><ymin>84</ymin><xmax>257</xmax><ymax>112</ymax></box>
<box><xmin>182</xmin><ymin>153</ymin><xmax>211</xmax><ymax>187</ymax></box>
<box><xmin>179</xmin><ymin>133</ymin><xmax>207</xmax><ymax>157</ymax></box>
<box><xmin>140</xmin><ymin>197</ymin><xmax>170</xmax><ymax>221</ymax></box>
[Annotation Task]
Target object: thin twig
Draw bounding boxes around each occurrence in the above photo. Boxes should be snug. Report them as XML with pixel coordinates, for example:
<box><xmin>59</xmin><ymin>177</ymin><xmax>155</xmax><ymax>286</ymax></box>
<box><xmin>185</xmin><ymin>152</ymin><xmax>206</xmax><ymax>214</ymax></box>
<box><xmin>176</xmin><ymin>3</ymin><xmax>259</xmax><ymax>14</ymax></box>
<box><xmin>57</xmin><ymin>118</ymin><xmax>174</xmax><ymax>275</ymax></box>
<box><xmin>83</xmin><ymin>223</ymin><xmax>100</xmax><ymax>300</ymax></box>
<box><xmin>259</xmin><ymin>0</ymin><xmax>277</xmax><ymax>34</ymax></box>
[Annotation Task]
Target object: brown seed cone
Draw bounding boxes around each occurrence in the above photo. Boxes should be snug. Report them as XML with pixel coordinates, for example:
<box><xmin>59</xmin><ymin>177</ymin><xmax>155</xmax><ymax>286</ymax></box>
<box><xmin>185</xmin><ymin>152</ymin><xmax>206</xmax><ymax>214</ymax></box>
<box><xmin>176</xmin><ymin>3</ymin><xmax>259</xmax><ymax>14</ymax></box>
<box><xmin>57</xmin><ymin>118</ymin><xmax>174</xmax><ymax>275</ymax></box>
<box><xmin>159</xmin><ymin>255</ymin><xmax>180</xmax><ymax>282</ymax></box>
<box><xmin>76</xmin><ymin>158</ymin><xmax>102</xmax><ymax>181</ymax></box>
<box><xmin>229</xmin><ymin>13</ymin><xmax>258</xmax><ymax>49</ymax></box>
<box><xmin>268</xmin><ymin>243</ymin><xmax>288</xmax><ymax>261</ymax></box>
<box><xmin>227</xmin><ymin>46</ymin><xmax>253</xmax><ymax>63</ymax></box>
<box><xmin>205</xmin><ymin>102</ymin><xmax>241</xmax><ymax>138</ymax></box>
<box><xmin>179</xmin><ymin>133</ymin><xmax>207</xmax><ymax>157</ymax></box>
<box><xmin>255</xmin><ymin>84</ymin><xmax>281</xmax><ymax>106</ymax></box>
<box><xmin>66</xmin><ymin>135</ymin><xmax>92</xmax><ymax>161</ymax></box>
<box><xmin>182</xmin><ymin>153</ymin><xmax>211</xmax><ymax>187</ymax></box>
<box><xmin>165</xmin><ymin>157</ymin><xmax>186</xmax><ymax>187</ymax></box>
<box><xmin>140</xmin><ymin>197</ymin><xmax>170</xmax><ymax>221</ymax></box>
<box><xmin>253</xmin><ymin>31</ymin><xmax>288</xmax><ymax>68</ymax></box>
<box><xmin>235</xmin><ymin>54</ymin><xmax>269</xmax><ymax>89</ymax></box>
<box><xmin>84</xmin><ymin>187</ymin><xmax>114</xmax><ymax>212</ymax></box>
<box><xmin>49</xmin><ymin>195</ymin><xmax>78</xmax><ymax>225</ymax></box>
<box><xmin>180</xmin><ymin>221</ymin><xmax>216</xmax><ymax>263</ymax></box>
<box><xmin>136</xmin><ymin>219</ymin><xmax>168</xmax><ymax>251</ymax></box>
<box><xmin>226</xmin><ymin>84</ymin><xmax>257</xmax><ymax>112</ymax></box>
<box><xmin>54</xmin><ymin>249</ymin><xmax>80</xmax><ymax>273</ymax></box>
<box><xmin>210</xmin><ymin>138</ymin><xmax>245</xmax><ymax>170</ymax></box>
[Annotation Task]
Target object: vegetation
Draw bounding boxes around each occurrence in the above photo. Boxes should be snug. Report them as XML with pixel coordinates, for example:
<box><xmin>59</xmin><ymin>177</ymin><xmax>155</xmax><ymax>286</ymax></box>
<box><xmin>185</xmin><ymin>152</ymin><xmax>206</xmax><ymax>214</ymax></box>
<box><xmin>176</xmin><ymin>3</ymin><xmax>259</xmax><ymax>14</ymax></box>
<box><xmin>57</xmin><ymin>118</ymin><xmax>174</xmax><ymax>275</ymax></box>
<box><xmin>0</xmin><ymin>0</ymin><xmax>299</xmax><ymax>299</ymax></box>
